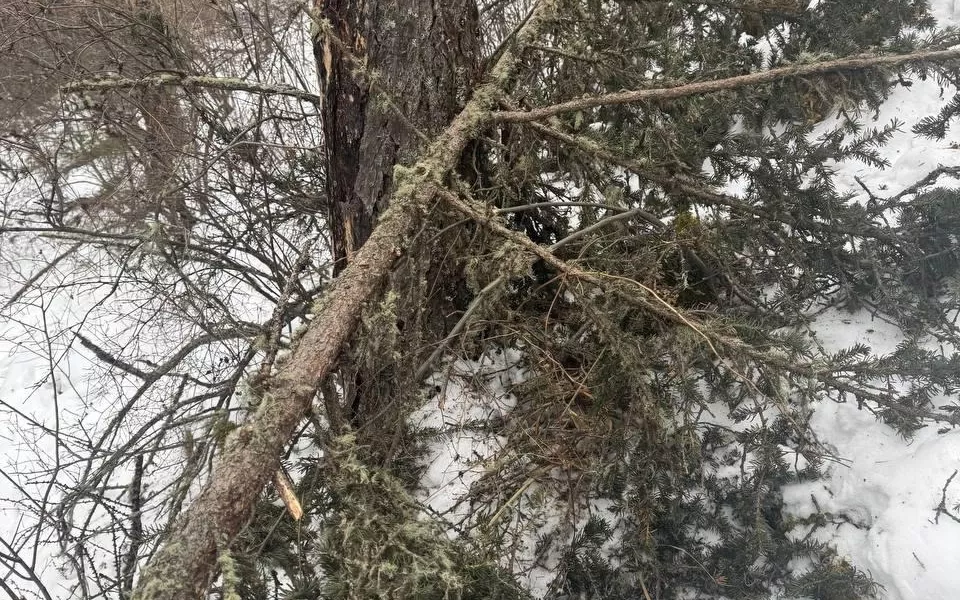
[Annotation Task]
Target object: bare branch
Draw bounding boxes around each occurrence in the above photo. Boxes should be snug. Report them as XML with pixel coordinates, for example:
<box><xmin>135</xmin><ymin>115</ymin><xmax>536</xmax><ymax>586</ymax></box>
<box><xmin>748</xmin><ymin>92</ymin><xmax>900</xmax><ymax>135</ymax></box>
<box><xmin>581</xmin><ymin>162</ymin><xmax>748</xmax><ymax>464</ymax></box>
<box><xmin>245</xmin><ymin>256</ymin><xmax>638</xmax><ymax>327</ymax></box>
<box><xmin>131</xmin><ymin>2</ymin><xmax>560</xmax><ymax>598</ymax></box>
<box><xmin>494</xmin><ymin>47</ymin><xmax>960</xmax><ymax>123</ymax></box>
<box><xmin>73</xmin><ymin>332</ymin><xmax>150</xmax><ymax>380</ymax></box>
<box><xmin>0</xmin><ymin>243</ymin><xmax>82</xmax><ymax>313</ymax></box>
<box><xmin>60</xmin><ymin>73</ymin><xmax>323</xmax><ymax>106</ymax></box>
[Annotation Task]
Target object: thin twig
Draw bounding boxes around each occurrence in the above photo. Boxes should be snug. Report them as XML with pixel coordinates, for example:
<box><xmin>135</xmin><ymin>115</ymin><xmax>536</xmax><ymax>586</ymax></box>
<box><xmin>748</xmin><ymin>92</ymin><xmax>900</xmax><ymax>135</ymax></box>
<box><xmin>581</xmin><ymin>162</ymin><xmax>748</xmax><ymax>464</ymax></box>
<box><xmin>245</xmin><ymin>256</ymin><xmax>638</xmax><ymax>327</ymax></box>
<box><xmin>934</xmin><ymin>469</ymin><xmax>960</xmax><ymax>525</ymax></box>
<box><xmin>1</xmin><ymin>242</ymin><xmax>82</xmax><ymax>312</ymax></box>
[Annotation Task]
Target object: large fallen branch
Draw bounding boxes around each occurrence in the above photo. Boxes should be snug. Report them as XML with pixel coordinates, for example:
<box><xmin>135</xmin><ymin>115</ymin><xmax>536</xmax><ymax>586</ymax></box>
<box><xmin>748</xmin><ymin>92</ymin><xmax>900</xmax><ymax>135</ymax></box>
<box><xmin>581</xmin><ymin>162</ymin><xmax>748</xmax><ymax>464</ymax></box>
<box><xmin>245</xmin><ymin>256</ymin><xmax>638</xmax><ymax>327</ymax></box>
<box><xmin>130</xmin><ymin>10</ymin><xmax>960</xmax><ymax>595</ymax></box>
<box><xmin>130</xmin><ymin>2</ymin><xmax>557</xmax><ymax>599</ymax></box>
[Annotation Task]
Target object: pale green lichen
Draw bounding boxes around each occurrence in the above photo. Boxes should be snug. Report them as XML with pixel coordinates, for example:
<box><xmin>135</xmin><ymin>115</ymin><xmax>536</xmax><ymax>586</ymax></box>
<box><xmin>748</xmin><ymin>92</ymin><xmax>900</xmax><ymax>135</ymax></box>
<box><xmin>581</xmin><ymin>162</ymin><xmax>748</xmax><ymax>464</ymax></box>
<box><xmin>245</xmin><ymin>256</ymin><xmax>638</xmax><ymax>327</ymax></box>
<box><xmin>318</xmin><ymin>435</ymin><xmax>527</xmax><ymax>600</ymax></box>
<box><xmin>465</xmin><ymin>240</ymin><xmax>533</xmax><ymax>294</ymax></box>
<box><xmin>391</xmin><ymin>163</ymin><xmax>419</xmax><ymax>200</ymax></box>
<box><xmin>130</xmin><ymin>540</ymin><xmax>187</xmax><ymax>600</ymax></box>
<box><xmin>357</xmin><ymin>289</ymin><xmax>402</xmax><ymax>366</ymax></box>
<box><xmin>217</xmin><ymin>547</ymin><xmax>242</xmax><ymax>600</ymax></box>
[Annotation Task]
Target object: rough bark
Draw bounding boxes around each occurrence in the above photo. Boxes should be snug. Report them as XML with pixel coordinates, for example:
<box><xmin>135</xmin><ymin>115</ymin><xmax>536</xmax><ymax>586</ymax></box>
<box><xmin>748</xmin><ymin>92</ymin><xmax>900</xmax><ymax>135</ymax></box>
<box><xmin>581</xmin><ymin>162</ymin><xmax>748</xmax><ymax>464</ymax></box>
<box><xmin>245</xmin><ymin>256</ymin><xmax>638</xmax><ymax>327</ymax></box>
<box><xmin>131</xmin><ymin>2</ymin><xmax>556</xmax><ymax>598</ymax></box>
<box><xmin>315</xmin><ymin>0</ymin><xmax>481</xmax><ymax>443</ymax></box>
<box><xmin>317</xmin><ymin>0</ymin><xmax>480</xmax><ymax>272</ymax></box>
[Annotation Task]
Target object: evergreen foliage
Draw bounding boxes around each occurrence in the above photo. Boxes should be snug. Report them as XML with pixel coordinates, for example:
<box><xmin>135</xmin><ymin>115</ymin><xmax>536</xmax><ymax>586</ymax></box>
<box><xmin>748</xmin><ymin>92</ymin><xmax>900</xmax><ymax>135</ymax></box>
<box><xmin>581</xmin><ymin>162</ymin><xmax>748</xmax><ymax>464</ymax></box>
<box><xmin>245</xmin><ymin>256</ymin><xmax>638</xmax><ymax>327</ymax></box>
<box><xmin>315</xmin><ymin>435</ymin><xmax>528</xmax><ymax>600</ymax></box>
<box><xmin>382</xmin><ymin>1</ymin><xmax>960</xmax><ymax>598</ymax></box>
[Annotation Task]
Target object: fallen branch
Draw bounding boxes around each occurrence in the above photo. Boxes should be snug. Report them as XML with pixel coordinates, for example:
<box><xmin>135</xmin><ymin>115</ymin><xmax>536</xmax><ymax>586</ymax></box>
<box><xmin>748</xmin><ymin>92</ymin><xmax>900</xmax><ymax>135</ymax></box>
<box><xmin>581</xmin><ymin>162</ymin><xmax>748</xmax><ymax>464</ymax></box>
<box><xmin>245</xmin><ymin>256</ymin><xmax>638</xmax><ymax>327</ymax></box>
<box><xmin>131</xmin><ymin>2</ymin><xmax>558</xmax><ymax>598</ymax></box>
<box><xmin>437</xmin><ymin>183</ymin><xmax>960</xmax><ymax>430</ymax></box>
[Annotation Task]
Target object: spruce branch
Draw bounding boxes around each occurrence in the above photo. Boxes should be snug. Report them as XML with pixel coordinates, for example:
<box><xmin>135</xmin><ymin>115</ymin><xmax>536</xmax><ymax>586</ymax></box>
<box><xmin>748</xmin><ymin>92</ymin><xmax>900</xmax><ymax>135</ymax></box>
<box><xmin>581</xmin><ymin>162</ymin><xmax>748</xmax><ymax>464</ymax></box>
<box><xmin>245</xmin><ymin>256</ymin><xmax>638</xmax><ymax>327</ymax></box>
<box><xmin>495</xmin><ymin>47</ymin><xmax>960</xmax><ymax>123</ymax></box>
<box><xmin>434</xmin><ymin>186</ymin><xmax>722</xmax><ymax>353</ymax></box>
<box><xmin>527</xmin><ymin>120</ymin><xmax>904</xmax><ymax>245</ymax></box>
<box><xmin>891</xmin><ymin>165</ymin><xmax>960</xmax><ymax>201</ymax></box>
<box><xmin>60</xmin><ymin>73</ymin><xmax>323</xmax><ymax>106</ymax></box>
<box><xmin>414</xmin><ymin>205</ymin><xmax>653</xmax><ymax>381</ymax></box>
<box><xmin>438</xmin><ymin>185</ymin><xmax>960</xmax><ymax>429</ymax></box>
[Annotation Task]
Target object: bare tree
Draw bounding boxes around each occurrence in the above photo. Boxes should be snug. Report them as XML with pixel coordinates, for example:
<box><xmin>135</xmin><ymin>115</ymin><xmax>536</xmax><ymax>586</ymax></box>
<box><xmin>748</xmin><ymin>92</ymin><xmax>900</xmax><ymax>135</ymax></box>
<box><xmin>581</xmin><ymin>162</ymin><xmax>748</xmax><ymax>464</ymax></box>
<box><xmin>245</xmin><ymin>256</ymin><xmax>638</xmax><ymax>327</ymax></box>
<box><xmin>1</xmin><ymin>1</ymin><xmax>326</xmax><ymax>598</ymax></box>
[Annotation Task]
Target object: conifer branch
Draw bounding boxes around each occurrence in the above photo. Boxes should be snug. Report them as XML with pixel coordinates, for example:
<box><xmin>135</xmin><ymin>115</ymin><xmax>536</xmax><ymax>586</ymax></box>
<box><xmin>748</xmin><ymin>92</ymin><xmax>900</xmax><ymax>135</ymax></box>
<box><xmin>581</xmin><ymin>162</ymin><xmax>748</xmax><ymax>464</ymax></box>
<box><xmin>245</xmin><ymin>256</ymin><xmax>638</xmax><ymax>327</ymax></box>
<box><xmin>131</xmin><ymin>2</ymin><xmax>559</xmax><ymax>598</ymax></box>
<box><xmin>495</xmin><ymin>47</ymin><xmax>960</xmax><ymax>123</ymax></box>
<box><xmin>437</xmin><ymin>185</ymin><xmax>960</xmax><ymax>428</ymax></box>
<box><xmin>527</xmin><ymin>120</ymin><xmax>903</xmax><ymax>244</ymax></box>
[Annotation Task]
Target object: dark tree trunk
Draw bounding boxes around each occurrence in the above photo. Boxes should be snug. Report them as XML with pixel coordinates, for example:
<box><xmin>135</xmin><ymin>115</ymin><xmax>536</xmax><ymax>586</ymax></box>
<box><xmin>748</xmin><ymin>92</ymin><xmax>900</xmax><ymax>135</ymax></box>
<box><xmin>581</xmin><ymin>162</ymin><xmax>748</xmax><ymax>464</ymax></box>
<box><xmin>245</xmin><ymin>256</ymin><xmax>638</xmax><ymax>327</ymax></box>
<box><xmin>130</xmin><ymin>1</ymin><xmax>556</xmax><ymax>594</ymax></box>
<box><xmin>316</xmin><ymin>0</ymin><xmax>480</xmax><ymax>272</ymax></box>
<box><xmin>315</xmin><ymin>0</ymin><xmax>480</xmax><ymax>446</ymax></box>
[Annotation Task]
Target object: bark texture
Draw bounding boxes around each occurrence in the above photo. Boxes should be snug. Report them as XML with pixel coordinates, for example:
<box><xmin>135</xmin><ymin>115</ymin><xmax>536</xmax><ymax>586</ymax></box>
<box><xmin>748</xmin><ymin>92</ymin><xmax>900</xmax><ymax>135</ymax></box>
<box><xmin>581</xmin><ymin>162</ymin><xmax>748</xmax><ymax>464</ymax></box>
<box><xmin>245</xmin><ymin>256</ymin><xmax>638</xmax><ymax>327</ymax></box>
<box><xmin>317</xmin><ymin>0</ymin><xmax>480</xmax><ymax>271</ymax></box>
<box><xmin>315</xmin><ymin>0</ymin><xmax>481</xmax><ymax>445</ymax></box>
<box><xmin>131</xmin><ymin>2</ymin><xmax>556</xmax><ymax>598</ymax></box>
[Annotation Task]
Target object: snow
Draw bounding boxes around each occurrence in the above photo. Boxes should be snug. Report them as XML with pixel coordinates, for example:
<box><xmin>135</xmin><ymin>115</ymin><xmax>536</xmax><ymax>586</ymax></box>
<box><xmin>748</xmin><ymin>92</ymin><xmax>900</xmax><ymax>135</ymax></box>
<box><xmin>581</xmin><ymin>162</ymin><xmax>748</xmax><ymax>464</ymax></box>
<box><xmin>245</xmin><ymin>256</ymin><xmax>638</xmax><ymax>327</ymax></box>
<box><xmin>409</xmin><ymin>350</ymin><xmax>523</xmax><ymax>525</ymax></box>
<box><xmin>783</xmin><ymin>399</ymin><xmax>960</xmax><ymax>599</ymax></box>
<box><xmin>0</xmin><ymin>249</ymin><xmax>95</xmax><ymax>597</ymax></box>
<box><xmin>764</xmin><ymin>0</ymin><xmax>960</xmax><ymax>589</ymax></box>
<box><xmin>0</xmin><ymin>171</ymin><xmax>270</xmax><ymax>597</ymax></box>
<box><xmin>773</xmin><ymin>306</ymin><xmax>960</xmax><ymax>598</ymax></box>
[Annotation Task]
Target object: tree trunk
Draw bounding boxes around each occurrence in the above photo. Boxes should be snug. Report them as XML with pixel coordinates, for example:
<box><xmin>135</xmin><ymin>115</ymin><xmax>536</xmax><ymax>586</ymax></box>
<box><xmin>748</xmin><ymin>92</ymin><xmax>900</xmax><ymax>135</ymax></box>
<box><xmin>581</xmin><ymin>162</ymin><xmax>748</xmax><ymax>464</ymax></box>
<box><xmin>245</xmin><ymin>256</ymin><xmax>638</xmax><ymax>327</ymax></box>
<box><xmin>131</xmin><ymin>1</ymin><xmax>555</xmax><ymax>597</ymax></box>
<box><xmin>315</xmin><ymin>0</ymin><xmax>481</xmax><ymax>444</ymax></box>
<box><xmin>317</xmin><ymin>0</ymin><xmax>480</xmax><ymax>272</ymax></box>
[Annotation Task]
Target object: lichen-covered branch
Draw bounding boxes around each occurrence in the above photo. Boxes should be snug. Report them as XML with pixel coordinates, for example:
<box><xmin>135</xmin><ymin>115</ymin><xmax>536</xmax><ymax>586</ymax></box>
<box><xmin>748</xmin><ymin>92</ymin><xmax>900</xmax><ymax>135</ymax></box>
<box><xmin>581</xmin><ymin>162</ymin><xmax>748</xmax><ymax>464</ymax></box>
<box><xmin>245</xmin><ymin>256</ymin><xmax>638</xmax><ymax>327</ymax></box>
<box><xmin>60</xmin><ymin>73</ymin><xmax>323</xmax><ymax>106</ymax></box>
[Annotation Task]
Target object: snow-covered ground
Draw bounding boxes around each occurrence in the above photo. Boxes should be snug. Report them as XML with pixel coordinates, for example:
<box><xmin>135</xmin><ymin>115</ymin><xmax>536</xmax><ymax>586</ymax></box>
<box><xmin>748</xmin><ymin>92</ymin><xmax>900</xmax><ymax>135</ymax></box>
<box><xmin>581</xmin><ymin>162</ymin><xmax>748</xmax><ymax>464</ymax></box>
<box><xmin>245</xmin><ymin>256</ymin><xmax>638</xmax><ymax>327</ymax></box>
<box><xmin>777</xmin><ymin>88</ymin><xmax>960</xmax><ymax>600</ymax></box>
<box><xmin>774</xmin><ymin>2</ymin><xmax>960</xmax><ymax>591</ymax></box>
<box><xmin>782</xmin><ymin>309</ymin><xmax>960</xmax><ymax>599</ymax></box>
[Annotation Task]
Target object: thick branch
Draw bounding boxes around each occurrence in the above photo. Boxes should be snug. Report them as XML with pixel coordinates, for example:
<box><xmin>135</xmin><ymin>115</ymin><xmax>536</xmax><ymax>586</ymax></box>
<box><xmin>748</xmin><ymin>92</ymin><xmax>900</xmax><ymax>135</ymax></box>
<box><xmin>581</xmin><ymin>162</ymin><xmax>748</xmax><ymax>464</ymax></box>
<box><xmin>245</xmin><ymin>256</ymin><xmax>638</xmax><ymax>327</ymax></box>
<box><xmin>60</xmin><ymin>73</ymin><xmax>323</xmax><ymax>106</ymax></box>
<box><xmin>131</xmin><ymin>2</ymin><xmax>557</xmax><ymax>598</ymax></box>
<box><xmin>495</xmin><ymin>47</ymin><xmax>960</xmax><ymax>123</ymax></box>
